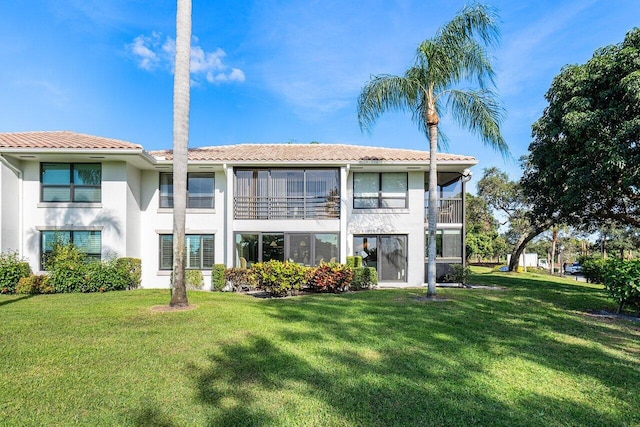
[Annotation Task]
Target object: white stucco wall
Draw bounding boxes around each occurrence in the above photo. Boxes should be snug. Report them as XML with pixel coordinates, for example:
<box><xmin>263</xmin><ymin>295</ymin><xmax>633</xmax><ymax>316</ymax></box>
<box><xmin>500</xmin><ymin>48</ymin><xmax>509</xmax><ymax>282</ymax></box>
<box><xmin>0</xmin><ymin>160</ymin><xmax>21</xmax><ymax>253</ymax></box>
<box><xmin>139</xmin><ymin>168</ymin><xmax>226</xmax><ymax>289</ymax></box>
<box><xmin>346</xmin><ymin>171</ymin><xmax>426</xmax><ymax>287</ymax></box>
<box><xmin>19</xmin><ymin>161</ymin><xmax>131</xmax><ymax>272</ymax></box>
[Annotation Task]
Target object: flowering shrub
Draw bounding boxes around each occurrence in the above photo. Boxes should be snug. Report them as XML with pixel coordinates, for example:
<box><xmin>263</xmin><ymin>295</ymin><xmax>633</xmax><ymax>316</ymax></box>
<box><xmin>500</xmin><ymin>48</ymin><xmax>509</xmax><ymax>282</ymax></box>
<box><xmin>307</xmin><ymin>262</ymin><xmax>354</xmax><ymax>293</ymax></box>
<box><xmin>16</xmin><ymin>274</ymin><xmax>55</xmax><ymax>295</ymax></box>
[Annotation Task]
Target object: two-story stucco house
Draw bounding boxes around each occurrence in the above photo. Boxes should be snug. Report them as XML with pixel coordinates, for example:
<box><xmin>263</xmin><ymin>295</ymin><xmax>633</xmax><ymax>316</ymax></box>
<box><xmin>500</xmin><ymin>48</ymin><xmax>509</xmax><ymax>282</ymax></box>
<box><xmin>0</xmin><ymin>131</ymin><xmax>476</xmax><ymax>288</ymax></box>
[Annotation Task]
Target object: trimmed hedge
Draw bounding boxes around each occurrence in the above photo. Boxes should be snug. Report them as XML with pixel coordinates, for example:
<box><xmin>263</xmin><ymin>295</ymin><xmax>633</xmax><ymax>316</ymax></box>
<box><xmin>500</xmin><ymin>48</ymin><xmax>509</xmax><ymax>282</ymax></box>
<box><xmin>352</xmin><ymin>267</ymin><xmax>378</xmax><ymax>290</ymax></box>
<box><xmin>16</xmin><ymin>274</ymin><xmax>55</xmax><ymax>295</ymax></box>
<box><xmin>212</xmin><ymin>264</ymin><xmax>226</xmax><ymax>291</ymax></box>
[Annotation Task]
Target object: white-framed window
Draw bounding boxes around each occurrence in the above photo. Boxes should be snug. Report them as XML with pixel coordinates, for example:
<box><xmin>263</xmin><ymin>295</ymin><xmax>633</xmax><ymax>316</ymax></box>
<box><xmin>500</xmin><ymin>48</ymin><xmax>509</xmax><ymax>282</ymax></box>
<box><xmin>159</xmin><ymin>234</ymin><xmax>215</xmax><ymax>270</ymax></box>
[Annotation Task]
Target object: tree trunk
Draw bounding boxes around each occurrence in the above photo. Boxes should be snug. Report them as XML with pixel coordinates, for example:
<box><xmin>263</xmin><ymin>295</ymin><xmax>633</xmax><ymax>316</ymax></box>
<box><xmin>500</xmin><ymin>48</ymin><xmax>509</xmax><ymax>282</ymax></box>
<box><xmin>170</xmin><ymin>0</ymin><xmax>192</xmax><ymax>307</ymax></box>
<box><xmin>508</xmin><ymin>226</ymin><xmax>547</xmax><ymax>272</ymax></box>
<box><xmin>550</xmin><ymin>227</ymin><xmax>558</xmax><ymax>275</ymax></box>
<box><xmin>426</xmin><ymin>121</ymin><xmax>439</xmax><ymax>297</ymax></box>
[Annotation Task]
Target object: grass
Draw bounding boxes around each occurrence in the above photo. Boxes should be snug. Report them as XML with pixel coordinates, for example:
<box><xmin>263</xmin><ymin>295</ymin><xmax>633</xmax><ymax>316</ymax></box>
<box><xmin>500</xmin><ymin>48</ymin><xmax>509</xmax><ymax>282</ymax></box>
<box><xmin>0</xmin><ymin>269</ymin><xmax>639</xmax><ymax>426</ymax></box>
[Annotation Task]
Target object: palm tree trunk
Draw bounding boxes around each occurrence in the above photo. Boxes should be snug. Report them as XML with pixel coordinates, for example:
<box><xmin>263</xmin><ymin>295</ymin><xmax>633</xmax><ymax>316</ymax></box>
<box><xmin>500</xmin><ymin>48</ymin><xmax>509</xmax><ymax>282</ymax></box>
<box><xmin>169</xmin><ymin>0</ymin><xmax>192</xmax><ymax>307</ymax></box>
<box><xmin>426</xmin><ymin>123</ymin><xmax>438</xmax><ymax>297</ymax></box>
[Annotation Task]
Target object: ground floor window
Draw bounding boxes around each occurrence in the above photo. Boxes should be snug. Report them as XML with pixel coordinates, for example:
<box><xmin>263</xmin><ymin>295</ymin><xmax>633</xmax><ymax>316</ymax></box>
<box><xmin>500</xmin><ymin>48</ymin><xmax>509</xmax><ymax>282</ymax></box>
<box><xmin>353</xmin><ymin>235</ymin><xmax>407</xmax><ymax>282</ymax></box>
<box><xmin>235</xmin><ymin>232</ymin><xmax>339</xmax><ymax>268</ymax></box>
<box><xmin>41</xmin><ymin>230</ymin><xmax>101</xmax><ymax>269</ymax></box>
<box><xmin>159</xmin><ymin>234</ymin><xmax>215</xmax><ymax>270</ymax></box>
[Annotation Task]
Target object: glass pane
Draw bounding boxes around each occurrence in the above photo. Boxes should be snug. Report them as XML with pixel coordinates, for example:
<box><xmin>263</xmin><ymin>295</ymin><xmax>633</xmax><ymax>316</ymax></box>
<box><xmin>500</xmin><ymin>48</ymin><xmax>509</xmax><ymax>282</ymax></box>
<box><xmin>159</xmin><ymin>235</ymin><xmax>173</xmax><ymax>270</ymax></box>
<box><xmin>354</xmin><ymin>173</ymin><xmax>379</xmax><ymax>196</ymax></box>
<box><xmin>73</xmin><ymin>164</ymin><xmax>101</xmax><ymax>186</ymax></box>
<box><xmin>381</xmin><ymin>173</ymin><xmax>407</xmax><ymax>193</ymax></box>
<box><xmin>42</xmin><ymin>163</ymin><xmax>70</xmax><ymax>185</ymax></box>
<box><xmin>380</xmin><ymin>196</ymin><xmax>406</xmax><ymax>208</ymax></box>
<box><xmin>354</xmin><ymin>236</ymin><xmax>377</xmax><ymax>269</ymax></box>
<box><xmin>188</xmin><ymin>173</ymin><xmax>214</xmax><ymax>208</ymax></box>
<box><xmin>314</xmin><ymin>233</ymin><xmax>338</xmax><ymax>265</ymax></box>
<box><xmin>41</xmin><ymin>231</ymin><xmax>71</xmax><ymax>252</ymax></box>
<box><xmin>288</xmin><ymin>234</ymin><xmax>311</xmax><ymax>265</ymax></box>
<box><xmin>379</xmin><ymin>235</ymin><xmax>406</xmax><ymax>281</ymax></box>
<box><xmin>42</xmin><ymin>187</ymin><xmax>71</xmax><ymax>202</ymax></box>
<box><xmin>262</xmin><ymin>233</ymin><xmax>284</xmax><ymax>262</ymax></box>
<box><xmin>354</xmin><ymin>197</ymin><xmax>379</xmax><ymax>209</ymax></box>
<box><xmin>202</xmin><ymin>235</ymin><xmax>215</xmax><ymax>268</ymax></box>
<box><xmin>73</xmin><ymin>187</ymin><xmax>101</xmax><ymax>203</ymax></box>
<box><xmin>159</xmin><ymin>173</ymin><xmax>173</xmax><ymax>208</ymax></box>
<box><xmin>185</xmin><ymin>235</ymin><xmax>202</xmax><ymax>269</ymax></box>
<box><xmin>236</xmin><ymin>234</ymin><xmax>258</xmax><ymax>267</ymax></box>
<box><xmin>73</xmin><ymin>231</ymin><xmax>101</xmax><ymax>255</ymax></box>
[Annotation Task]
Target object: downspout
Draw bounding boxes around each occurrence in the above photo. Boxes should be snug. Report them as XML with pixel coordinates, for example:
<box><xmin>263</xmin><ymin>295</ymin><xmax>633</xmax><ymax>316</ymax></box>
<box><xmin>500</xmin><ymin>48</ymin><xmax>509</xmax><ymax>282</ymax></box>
<box><xmin>339</xmin><ymin>164</ymin><xmax>350</xmax><ymax>263</ymax></box>
<box><xmin>461</xmin><ymin>169</ymin><xmax>472</xmax><ymax>272</ymax></box>
<box><xmin>223</xmin><ymin>163</ymin><xmax>232</xmax><ymax>268</ymax></box>
<box><xmin>0</xmin><ymin>155</ymin><xmax>23</xmax><ymax>257</ymax></box>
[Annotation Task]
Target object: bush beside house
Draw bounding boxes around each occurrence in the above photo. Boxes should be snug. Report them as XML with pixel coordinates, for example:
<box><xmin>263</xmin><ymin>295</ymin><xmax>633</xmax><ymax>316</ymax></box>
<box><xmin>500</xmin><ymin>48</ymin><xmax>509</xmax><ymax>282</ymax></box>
<box><xmin>0</xmin><ymin>251</ymin><xmax>31</xmax><ymax>294</ymax></box>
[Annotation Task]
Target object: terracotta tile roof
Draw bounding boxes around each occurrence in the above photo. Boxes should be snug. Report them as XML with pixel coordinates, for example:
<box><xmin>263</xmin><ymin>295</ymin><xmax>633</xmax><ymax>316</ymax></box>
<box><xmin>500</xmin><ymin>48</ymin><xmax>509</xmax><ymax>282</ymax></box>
<box><xmin>0</xmin><ymin>131</ymin><xmax>143</xmax><ymax>150</ymax></box>
<box><xmin>150</xmin><ymin>144</ymin><xmax>475</xmax><ymax>163</ymax></box>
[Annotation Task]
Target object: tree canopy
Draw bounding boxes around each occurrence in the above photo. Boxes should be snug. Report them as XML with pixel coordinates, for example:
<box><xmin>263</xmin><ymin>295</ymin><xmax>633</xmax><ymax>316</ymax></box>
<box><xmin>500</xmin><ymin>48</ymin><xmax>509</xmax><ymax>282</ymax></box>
<box><xmin>522</xmin><ymin>28</ymin><xmax>640</xmax><ymax>230</ymax></box>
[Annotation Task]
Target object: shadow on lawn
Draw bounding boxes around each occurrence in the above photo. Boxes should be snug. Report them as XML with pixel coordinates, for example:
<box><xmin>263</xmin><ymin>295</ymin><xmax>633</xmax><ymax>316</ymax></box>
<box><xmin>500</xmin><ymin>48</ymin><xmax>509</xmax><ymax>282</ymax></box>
<box><xmin>0</xmin><ymin>294</ymin><xmax>33</xmax><ymax>307</ymax></box>
<box><xmin>185</xmin><ymin>280</ymin><xmax>639</xmax><ymax>426</ymax></box>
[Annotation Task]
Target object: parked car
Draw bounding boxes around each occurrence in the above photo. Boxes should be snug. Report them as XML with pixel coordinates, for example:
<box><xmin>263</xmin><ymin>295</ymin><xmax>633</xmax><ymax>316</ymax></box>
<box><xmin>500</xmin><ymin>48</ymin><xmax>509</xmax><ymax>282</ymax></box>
<box><xmin>538</xmin><ymin>259</ymin><xmax>549</xmax><ymax>270</ymax></box>
<box><xmin>565</xmin><ymin>263</ymin><xmax>582</xmax><ymax>274</ymax></box>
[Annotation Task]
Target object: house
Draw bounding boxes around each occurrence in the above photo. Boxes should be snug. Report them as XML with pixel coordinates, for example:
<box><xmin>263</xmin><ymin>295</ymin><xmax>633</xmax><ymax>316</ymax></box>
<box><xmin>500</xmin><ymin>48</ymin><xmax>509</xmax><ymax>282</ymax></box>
<box><xmin>0</xmin><ymin>131</ymin><xmax>476</xmax><ymax>288</ymax></box>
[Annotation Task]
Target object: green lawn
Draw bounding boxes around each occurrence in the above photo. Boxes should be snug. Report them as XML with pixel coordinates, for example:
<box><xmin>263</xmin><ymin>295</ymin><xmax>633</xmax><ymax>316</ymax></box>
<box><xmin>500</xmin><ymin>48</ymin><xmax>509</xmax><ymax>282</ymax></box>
<box><xmin>1</xmin><ymin>269</ymin><xmax>638</xmax><ymax>426</ymax></box>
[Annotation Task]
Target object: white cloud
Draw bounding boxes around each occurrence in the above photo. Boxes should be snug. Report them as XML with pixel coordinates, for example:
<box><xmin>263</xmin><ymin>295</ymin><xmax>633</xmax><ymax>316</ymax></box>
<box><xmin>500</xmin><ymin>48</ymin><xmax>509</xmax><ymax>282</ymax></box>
<box><xmin>127</xmin><ymin>33</ymin><xmax>245</xmax><ymax>85</ymax></box>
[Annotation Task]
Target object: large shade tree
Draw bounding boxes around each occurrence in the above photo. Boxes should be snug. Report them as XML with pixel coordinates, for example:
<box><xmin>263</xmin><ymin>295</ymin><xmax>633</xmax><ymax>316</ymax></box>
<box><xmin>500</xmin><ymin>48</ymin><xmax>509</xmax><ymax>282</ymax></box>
<box><xmin>523</xmin><ymin>28</ymin><xmax>640</xmax><ymax>230</ymax></box>
<box><xmin>170</xmin><ymin>0</ymin><xmax>192</xmax><ymax>307</ymax></box>
<box><xmin>357</xmin><ymin>3</ymin><xmax>508</xmax><ymax>296</ymax></box>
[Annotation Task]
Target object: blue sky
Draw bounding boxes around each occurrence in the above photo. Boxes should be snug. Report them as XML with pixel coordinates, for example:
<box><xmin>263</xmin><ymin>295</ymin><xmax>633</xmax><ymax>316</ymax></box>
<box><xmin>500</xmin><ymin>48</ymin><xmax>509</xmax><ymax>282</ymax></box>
<box><xmin>1</xmin><ymin>0</ymin><xmax>638</xmax><ymax>188</ymax></box>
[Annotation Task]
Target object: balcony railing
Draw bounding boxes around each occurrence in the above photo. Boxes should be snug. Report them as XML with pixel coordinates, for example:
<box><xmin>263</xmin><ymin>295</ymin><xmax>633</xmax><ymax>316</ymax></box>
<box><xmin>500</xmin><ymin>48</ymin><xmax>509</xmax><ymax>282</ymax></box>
<box><xmin>234</xmin><ymin>196</ymin><xmax>340</xmax><ymax>220</ymax></box>
<box><xmin>425</xmin><ymin>198</ymin><xmax>463</xmax><ymax>224</ymax></box>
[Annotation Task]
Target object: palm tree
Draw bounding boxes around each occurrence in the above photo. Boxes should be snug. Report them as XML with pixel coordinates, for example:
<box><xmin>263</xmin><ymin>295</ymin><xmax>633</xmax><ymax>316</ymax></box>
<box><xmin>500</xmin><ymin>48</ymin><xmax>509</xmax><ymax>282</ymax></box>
<box><xmin>357</xmin><ymin>3</ymin><xmax>508</xmax><ymax>297</ymax></box>
<box><xmin>169</xmin><ymin>0</ymin><xmax>192</xmax><ymax>307</ymax></box>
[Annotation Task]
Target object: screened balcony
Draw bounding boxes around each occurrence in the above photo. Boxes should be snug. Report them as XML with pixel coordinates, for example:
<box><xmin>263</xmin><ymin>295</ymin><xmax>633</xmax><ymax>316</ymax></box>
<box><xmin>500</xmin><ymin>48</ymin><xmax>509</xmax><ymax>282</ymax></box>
<box><xmin>234</xmin><ymin>168</ymin><xmax>340</xmax><ymax>220</ymax></box>
<box><xmin>425</xmin><ymin>172</ymin><xmax>464</xmax><ymax>224</ymax></box>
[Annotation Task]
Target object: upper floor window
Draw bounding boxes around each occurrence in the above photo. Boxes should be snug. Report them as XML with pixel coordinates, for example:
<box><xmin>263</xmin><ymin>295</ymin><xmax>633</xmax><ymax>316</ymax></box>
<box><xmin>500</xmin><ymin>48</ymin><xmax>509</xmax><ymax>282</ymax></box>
<box><xmin>40</xmin><ymin>230</ymin><xmax>101</xmax><ymax>270</ymax></box>
<box><xmin>41</xmin><ymin>163</ymin><xmax>101</xmax><ymax>203</ymax></box>
<box><xmin>159</xmin><ymin>234</ymin><xmax>215</xmax><ymax>270</ymax></box>
<box><xmin>234</xmin><ymin>168</ymin><xmax>339</xmax><ymax>219</ymax></box>
<box><xmin>159</xmin><ymin>172</ymin><xmax>215</xmax><ymax>209</ymax></box>
<box><xmin>353</xmin><ymin>172</ymin><xmax>407</xmax><ymax>209</ymax></box>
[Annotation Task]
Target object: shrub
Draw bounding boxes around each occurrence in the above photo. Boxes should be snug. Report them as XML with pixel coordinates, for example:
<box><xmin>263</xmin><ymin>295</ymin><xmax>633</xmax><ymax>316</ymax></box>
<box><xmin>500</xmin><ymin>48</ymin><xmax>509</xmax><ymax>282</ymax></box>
<box><xmin>0</xmin><ymin>251</ymin><xmax>31</xmax><ymax>294</ymax></box>
<box><xmin>16</xmin><ymin>274</ymin><xmax>55</xmax><ymax>295</ymax></box>
<box><xmin>223</xmin><ymin>267</ymin><xmax>257</xmax><ymax>292</ymax></box>
<box><xmin>116</xmin><ymin>258</ymin><xmax>142</xmax><ymax>289</ymax></box>
<box><xmin>45</xmin><ymin>243</ymin><xmax>89</xmax><ymax>293</ymax></box>
<box><xmin>307</xmin><ymin>262</ymin><xmax>354</xmax><ymax>293</ymax></box>
<box><xmin>346</xmin><ymin>256</ymin><xmax>363</xmax><ymax>268</ymax></box>
<box><xmin>170</xmin><ymin>270</ymin><xmax>205</xmax><ymax>290</ymax></box>
<box><xmin>211</xmin><ymin>264</ymin><xmax>226</xmax><ymax>291</ymax></box>
<box><xmin>86</xmin><ymin>258</ymin><xmax>130</xmax><ymax>292</ymax></box>
<box><xmin>252</xmin><ymin>260</ymin><xmax>309</xmax><ymax>297</ymax></box>
<box><xmin>444</xmin><ymin>264</ymin><xmax>472</xmax><ymax>286</ymax></box>
<box><xmin>579</xmin><ymin>255</ymin><xmax>606</xmax><ymax>284</ymax></box>
<box><xmin>600</xmin><ymin>258</ymin><xmax>640</xmax><ymax>314</ymax></box>
<box><xmin>352</xmin><ymin>267</ymin><xmax>378</xmax><ymax>290</ymax></box>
